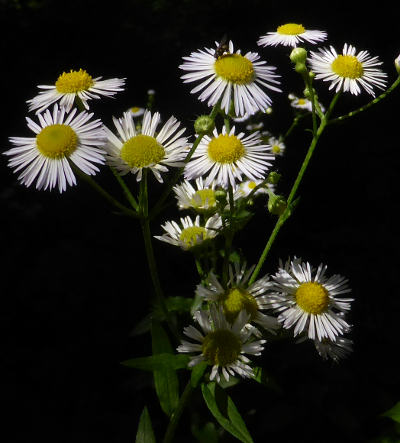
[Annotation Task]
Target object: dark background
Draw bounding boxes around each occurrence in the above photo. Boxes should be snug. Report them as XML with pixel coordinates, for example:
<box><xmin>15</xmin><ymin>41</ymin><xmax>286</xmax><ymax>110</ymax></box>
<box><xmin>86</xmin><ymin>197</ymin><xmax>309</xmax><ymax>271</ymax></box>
<box><xmin>1</xmin><ymin>1</ymin><xmax>399</xmax><ymax>442</ymax></box>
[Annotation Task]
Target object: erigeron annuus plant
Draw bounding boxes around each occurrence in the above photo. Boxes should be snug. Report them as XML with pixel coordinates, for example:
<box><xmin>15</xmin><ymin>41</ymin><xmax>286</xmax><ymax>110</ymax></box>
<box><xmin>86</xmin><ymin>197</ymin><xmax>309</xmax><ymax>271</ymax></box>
<box><xmin>5</xmin><ymin>22</ymin><xmax>399</xmax><ymax>442</ymax></box>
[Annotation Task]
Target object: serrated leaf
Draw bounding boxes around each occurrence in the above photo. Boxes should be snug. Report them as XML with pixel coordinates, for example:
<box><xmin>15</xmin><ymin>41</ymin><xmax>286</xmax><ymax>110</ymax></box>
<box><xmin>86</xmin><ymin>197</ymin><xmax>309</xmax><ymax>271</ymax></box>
<box><xmin>135</xmin><ymin>406</ymin><xmax>156</xmax><ymax>443</ymax></box>
<box><xmin>201</xmin><ymin>382</ymin><xmax>254</xmax><ymax>443</ymax></box>
<box><xmin>382</xmin><ymin>402</ymin><xmax>400</xmax><ymax>423</ymax></box>
<box><xmin>121</xmin><ymin>353</ymin><xmax>190</xmax><ymax>371</ymax></box>
<box><xmin>151</xmin><ymin>321</ymin><xmax>179</xmax><ymax>416</ymax></box>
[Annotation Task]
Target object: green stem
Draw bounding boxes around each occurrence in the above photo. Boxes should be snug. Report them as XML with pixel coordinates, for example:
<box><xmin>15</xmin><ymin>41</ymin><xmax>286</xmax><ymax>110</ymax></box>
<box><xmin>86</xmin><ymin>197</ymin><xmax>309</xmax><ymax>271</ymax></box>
<box><xmin>110</xmin><ymin>167</ymin><xmax>139</xmax><ymax>211</ymax></box>
<box><xmin>71</xmin><ymin>164</ymin><xmax>138</xmax><ymax>218</ymax></box>
<box><xmin>222</xmin><ymin>184</ymin><xmax>235</xmax><ymax>286</ymax></box>
<box><xmin>328</xmin><ymin>75</ymin><xmax>400</xmax><ymax>125</ymax></box>
<box><xmin>163</xmin><ymin>380</ymin><xmax>194</xmax><ymax>443</ymax></box>
<box><xmin>248</xmin><ymin>92</ymin><xmax>341</xmax><ymax>285</ymax></box>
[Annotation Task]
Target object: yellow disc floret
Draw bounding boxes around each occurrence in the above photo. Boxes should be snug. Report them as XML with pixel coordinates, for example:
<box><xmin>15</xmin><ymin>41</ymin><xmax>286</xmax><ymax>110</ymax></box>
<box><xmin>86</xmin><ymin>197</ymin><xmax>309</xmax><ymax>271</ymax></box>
<box><xmin>202</xmin><ymin>329</ymin><xmax>241</xmax><ymax>366</ymax></box>
<box><xmin>179</xmin><ymin>226</ymin><xmax>207</xmax><ymax>248</ymax></box>
<box><xmin>295</xmin><ymin>282</ymin><xmax>329</xmax><ymax>314</ymax></box>
<box><xmin>331</xmin><ymin>55</ymin><xmax>364</xmax><ymax>79</ymax></box>
<box><xmin>55</xmin><ymin>69</ymin><xmax>94</xmax><ymax>93</ymax></box>
<box><xmin>120</xmin><ymin>134</ymin><xmax>165</xmax><ymax>168</ymax></box>
<box><xmin>222</xmin><ymin>288</ymin><xmax>258</xmax><ymax>323</ymax></box>
<box><xmin>272</xmin><ymin>144</ymin><xmax>281</xmax><ymax>154</ymax></box>
<box><xmin>36</xmin><ymin>124</ymin><xmax>78</xmax><ymax>159</ymax></box>
<box><xmin>277</xmin><ymin>23</ymin><xmax>305</xmax><ymax>35</ymax></box>
<box><xmin>214</xmin><ymin>54</ymin><xmax>255</xmax><ymax>84</ymax></box>
<box><xmin>190</xmin><ymin>189</ymin><xmax>217</xmax><ymax>209</ymax></box>
<box><xmin>208</xmin><ymin>134</ymin><xmax>245</xmax><ymax>164</ymax></box>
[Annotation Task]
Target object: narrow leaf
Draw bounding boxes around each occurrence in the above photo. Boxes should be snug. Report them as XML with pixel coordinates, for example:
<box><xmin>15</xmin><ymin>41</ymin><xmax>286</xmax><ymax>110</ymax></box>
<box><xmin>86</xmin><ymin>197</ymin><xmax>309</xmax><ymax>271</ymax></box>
<box><xmin>191</xmin><ymin>361</ymin><xmax>208</xmax><ymax>388</ymax></box>
<box><xmin>201</xmin><ymin>382</ymin><xmax>254</xmax><ymax>443</ymax></box>
<box><xmin>382</xmin><ymin>401</ymin><xmax>400</xmax><ymax>423</ymax></box>
<box><xmin>135</xmin><ymin>406</ymin><xmax>156</xmax><ymax>443</ymax></box>
<box><xmin>191</xmin><ymin>421</ymin><xmax>219</xmax><ymax>443</ymax></box>
<box><xmin>151</xmin><ymin>321</ymin><xmax>179</xmax><ymax>416</ymax></box>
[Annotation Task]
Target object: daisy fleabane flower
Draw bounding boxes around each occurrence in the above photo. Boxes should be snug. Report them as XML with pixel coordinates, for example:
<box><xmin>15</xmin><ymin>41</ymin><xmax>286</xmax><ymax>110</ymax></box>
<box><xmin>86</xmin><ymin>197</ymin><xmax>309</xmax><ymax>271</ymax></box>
<box><xmin>258</xmin><ymin>23</ymin><xmax>327</xmax><ymax>48</ymax></box>
<box><xmin>308</xmin><ymin>44</ymin><xmax>387</xmax><ymax>96</ymax></box>
<box><xmin>184</xmin><ymin>125</ymin><xmax>274</xmax><ymax>189</ymax></box>
<box><xmin>104</xmin><ymin>110</ymin><xmax>189</xmax><ymax>182</ymax></box>
<box><xmin>27</xmin><ymin>69</ymin><xmax>125</xmax><ymax>114</ymax></box>
<box><xmin>314</xmin><ymin>336</ymin><xmax>353</xmax><ymax>363</ymax></box>
<box><xmin>268</xmin><ymin>258</ymin><xmax>353</xmax><ymax>341</ymax></box>
<box><xmin>196</xmin><ymin>263</ymin><xmax>279</xmax><ymax>335</ymax></box>
<box><xmin>234</xmin><ymin>179</ymin><xmax>274</xmax><ymax>199</ymax></box>
<box><xmin>154</xmin><ymin>214</ymin><xmax>222</xmax><ymax>250</ymax></box>
<box><xmin>177</xmin><ymin>305</ymin><xmax>266</xmax><ymax>382</ymax></box>
<box><xmin>173</xmin><ymin>177</ymin><xmax>218</xmax><ymax>212</ymax></box>
<box><xmin>179</xmin><ymin>40</ymin><xmax>281</xmax><ymax>117</ymax></box>
<box><xmin>5</xmin><ymin>104</ymin><xmax>106</xmax><ymax>192</ymax></box>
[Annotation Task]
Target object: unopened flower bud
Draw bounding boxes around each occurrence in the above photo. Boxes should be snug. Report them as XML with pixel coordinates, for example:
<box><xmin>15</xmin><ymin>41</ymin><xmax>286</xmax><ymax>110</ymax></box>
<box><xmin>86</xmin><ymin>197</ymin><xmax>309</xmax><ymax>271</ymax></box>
<box><xmin>266</xmin><ymin>171</ymin><xmax>281</xmax><ymax>185</ymax></box>
<box><xmin>194</xmin><ymin>115</ymin><xmax>215</xmax><ymax>135</ymax></box>
<box><xmin>295</xmin><ymin>62</ymin><xmax>307</xmax><ymax>74</ymax></box>
<box><xmin>395</xmin><ymin>54</ymin><xmax>400</xmax><ymax>75</ymax></box>
<box><xmin>290</xmin><ymin>47</ymin><xmax>307</xmax><ymax>64</ymax></box>
<box><xmin>267</xmin><ymin>193</ymin><xmax>287</xmax><ymax>215</ymax></box>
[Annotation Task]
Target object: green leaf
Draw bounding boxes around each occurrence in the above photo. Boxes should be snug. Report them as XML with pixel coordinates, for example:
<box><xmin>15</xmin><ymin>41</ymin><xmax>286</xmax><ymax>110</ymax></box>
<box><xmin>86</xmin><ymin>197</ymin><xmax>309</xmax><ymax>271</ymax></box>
<box><xmin>165</xmin><ymin>296</ymin><xmax>193</xmax><ymax>313</ymax></box>
<box><xmin>382</xmin><ymin>402</ymin><xmax>400</xmax><ymax>423</ymax></box>
<box><xmin>191</xmin><ymin>421</ymin><xmax>219</xmax><ymax>443</ymax></box>
<box><xmin>121</xmin><ymin>353</ymin><xmax>190</xmax><ymax>371</ymax></box>
<box><xmin>191</xmin><ymin>361</ymin><xmax>208</xmax><ymax>388</ymax></box>
<box><xmin>151</xmin><ymin>321</ymin><xmax>179</xmax><ymax>416</ymax></box>
<box><xmin>201</xmin><ymin>382</ymin><xmax>254</xmax><ymax>443</ymax></box>
<box><xmin>135</xmin><ymin>406</ymin><xmax>156</xmax><ymax>443</ymax></box>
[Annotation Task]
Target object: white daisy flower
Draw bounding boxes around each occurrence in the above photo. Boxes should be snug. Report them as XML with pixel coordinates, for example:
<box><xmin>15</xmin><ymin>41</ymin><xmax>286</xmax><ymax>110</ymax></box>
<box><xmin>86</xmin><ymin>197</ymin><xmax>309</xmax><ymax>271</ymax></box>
<box><xmin>4</xmin><ymin>104</ymin><xmax>106</xmax><ymax>193</ymax></box>
<box><xmin>27</xmin><ymin>69</ymin><xmax>125</xmax><ymax>114</ymax></box>
<box><xmin>104</xmin><ymin>110</ymin><xmax>189</xmax><ymax>182</ymax></box>
<box><xmin>308</xmin><ymin>43</ymin><xmax>387</xmax><ymax>96</ymax></box>
<box><xmin>233</xmin><ymin>179</ymin><xmax>274</xmax><ymax>199</ymax></box>
<box><xmin>184</xmin><ymin>125</ymin><xmax>274</xmax><ymax>189</ymax></box>
<box><xmin>258</xmin><ymin>23</ymin><xmax>327</xmax><ymax>48</ymax></box>
<box><xmin>269</xmin><ymin>258</ymin><xmax>353</xmax><ymax>341</ymax></box>
<box><xmin>127</xmin><ymin>106</ymin><xmax>145</xmax><ymax>117</ymax></box>
<box><xmin>196</xmin><ymin>263</ymin><xmax>279</xmax><ymax>335</ymax></box>
<box><xmin>177</xmin><ymin>304</ymin><xmax>266</xmax><ymax>382</ymax></box>
<box><xmin>154</xmin><ymin>214</ymin><xmax>222</xmax><ymax>250</ymax></box>
<box><xmin>314</xmin><ymin>336</ymin><xmax>353</xmax><ymax>362</ymax></box>
<box><xmin>173</xmin><ymin>177</ymin><xmax>218</xmax><ymax>212</ymax></box>
<box><xmin>245</xmin><ymin>121</ymin><xmax>264</xmax><ymax>132</ymax></box>
<box><xmin>179</xmin><ymin>40</ymin><xmax>281</xmax><ymax>117</ymax></box>
<box><xmin>268</xmin><ymin>136</ymin><xmax>286</xmax><ymax>156</ymax></box>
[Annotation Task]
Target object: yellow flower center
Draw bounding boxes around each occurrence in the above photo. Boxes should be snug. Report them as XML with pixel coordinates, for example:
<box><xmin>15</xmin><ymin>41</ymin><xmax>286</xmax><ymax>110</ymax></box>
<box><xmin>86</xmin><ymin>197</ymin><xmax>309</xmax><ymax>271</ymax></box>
<box><xmin>179</xmin><ymin>226</ymin><xmax>207</xmax><ymax>248</ymax></box>
<box><xmin>202</xmin><ymin>329</ymin><xmax>241</xmax><ymax>366</ymax></box>
<box><xmin>214</xmin><ymin>54</ymin><xmax>255</xmax><ymax>84</ymax></box>
<box><xmin>190</xmin><ymin>189</ymin><xmax>217</xmax><ymax>209</ymax></box>
<box><xmin>222</xmin><ymin>288</ymin><xmax>258</xmax><ymax>323</ymax></box>
<box><xmin>277</xmin><ymin>23</ymin><xmax>305</xmax><ymax>35</ymax></box>
<box><xmin>208</xmin><ymin>134</ymin><xmax>245</xmax><ymax>164</ymax></box>
<box><xmin>131</xmin><ymin>106</ymin><xmax>141</xmax><ymax>113</ymax></box>
<box><xmin>55</xmin><ymin>69</ymin><xmax>94</xmax><ymax>93</ymax></box>
<box><xmin>36</xmin><ymin>124</ymin><xmax>78</xmax><ymax>159</ymax></box>
<box><xmin>120</xmin><ymin>134</ymin><xmax>165</xmax><ymax>168</ymax></box>
<box><xmin>272</xmin><ymin>144</ymin><xmax>281</xmax><ymax>154</ymax></box>
<box><xmin>331</xmin><ymin>55</ymin><xmax>364</xmax><ymax>79</ymax></box>
<box><xmin>297</xmin><ymin>98</ymin><xmax>307</xmax><ymax>105</ymax></box>
<box><xmin>247</xmin><ymin>181</ymin><xmax>257</xmax><ymax>189</ymax></box>
<box><xmin>295</xmin><ymin>282</ymin><xmax>329</xmax><ymax>315</ymax></box>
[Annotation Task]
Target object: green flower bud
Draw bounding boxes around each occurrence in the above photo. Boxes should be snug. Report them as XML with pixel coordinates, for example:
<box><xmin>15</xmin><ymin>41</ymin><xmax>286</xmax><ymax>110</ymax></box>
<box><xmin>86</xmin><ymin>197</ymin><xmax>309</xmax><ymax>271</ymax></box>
<box><xmin>290</xmin><ymin>47</ymin><xmax>307</xmax><ymax>64</ymax></box>
<box><xmin>266</xmin><ymin>171</ymin><xmax>281</xmax><ymax>185</ymax></box>
<box><xmin>295</xmin><ymin>62</ymin><xmax>307</xmax><ymax>74</ymax></box>
<box><xmin>194</xmin><ymin>115</ymin><xmax>215</xmax><ymax>135</ymax></box>
<box><xmin>267</xmin><ymin>193</ymin><xmax>287</xmax><ymax>216</ymax></box>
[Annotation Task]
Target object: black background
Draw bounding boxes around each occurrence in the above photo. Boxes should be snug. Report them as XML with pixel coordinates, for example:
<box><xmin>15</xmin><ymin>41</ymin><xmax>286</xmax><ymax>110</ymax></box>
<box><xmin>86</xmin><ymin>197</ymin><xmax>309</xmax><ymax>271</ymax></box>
<box><xmin>1</xmin><ymin>1</ymin><xmax>399</xmax><ymax>442</ymax></box>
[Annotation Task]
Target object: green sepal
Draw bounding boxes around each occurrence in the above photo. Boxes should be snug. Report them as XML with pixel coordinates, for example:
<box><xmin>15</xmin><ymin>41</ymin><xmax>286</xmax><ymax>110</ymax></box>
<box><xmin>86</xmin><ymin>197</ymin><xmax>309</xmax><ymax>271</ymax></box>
<box><xmin>135</xmin><ymin>406</ymin><xmax>156</xmax><ymax>443</ymax></box>
<box><xmin>201</xmin><ymin>382</ymin><xmax>254</xmax><ymax>443</ymax></box>
<box><xmin>121</xmin><ymin>353</ymin><xmax>190</xmax><ymax>371</ymax></box>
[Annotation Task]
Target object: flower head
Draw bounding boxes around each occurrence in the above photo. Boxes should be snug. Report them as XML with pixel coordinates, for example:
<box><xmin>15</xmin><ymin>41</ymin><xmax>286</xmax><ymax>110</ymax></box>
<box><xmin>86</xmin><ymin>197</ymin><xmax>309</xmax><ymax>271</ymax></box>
<box><xmin>180</xmin><ymin>40</ymin><xmax>281</xmax><ymax>117</ymax></box>
<box><xmin>233</xmin><ymin>179</ymin><xmax>274</xmax><ymax>199</ymax></box>
<box><xmin>104</xmin><ymin>110</ymin><xmax>189</xmax><ymax>182</ymax></box>
<box><xmin>288</xmin><ymin>93</ymin><xmax>325</xmax><ymax>113</ymax></box>
<box><xmin>268</xmin><ymin>137</ymin><xmax>286</xmax><ymax>156</ymax></box>
<box><xmin>177</xmin><ymin>304</ymin><xmax>266</xmax><ymax>382</ymax></box>
<box><xmin>184</xmin><ymin>125</ymin><xmax>274</xmax><ymax>189</ymax></box>
<box><xmin>5</xmin><ymin>104</ymin><xmax>106</xmax><ymax>192</ymax></box>
<box><xmin>27</xmin><ymin>69</ymin><xmax>125</xmax><ymax>114</ymax></box>
<box><xmin>258</xmin><ymin>23</ymin><xmax>327</xmax><ymax>48</ymax></box>
<box><xmin>196</xmin><ymin>263</ymin><xmax>279</xmax><ymax>335</ymax></box>
<box><xmin>154</xmin><ymin>214</ymin><xmax>222</xmax><ymax>250</ymax></box>
<box><xmin>308</xmin><ymin>44</ymin><xmax>387</xmax><ymax>96</ymax></box>
<box><xmin>268</xmin><ymin>257</ymin><xmax>353</xmax><ymax>341</ymax></box>
<box><xmin>173</xmin><ymin>177</ymin><xmax>218</xmax><ymax>212</ymax></box>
